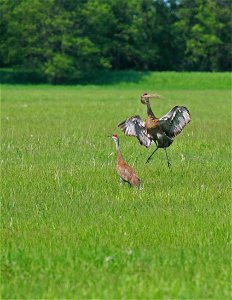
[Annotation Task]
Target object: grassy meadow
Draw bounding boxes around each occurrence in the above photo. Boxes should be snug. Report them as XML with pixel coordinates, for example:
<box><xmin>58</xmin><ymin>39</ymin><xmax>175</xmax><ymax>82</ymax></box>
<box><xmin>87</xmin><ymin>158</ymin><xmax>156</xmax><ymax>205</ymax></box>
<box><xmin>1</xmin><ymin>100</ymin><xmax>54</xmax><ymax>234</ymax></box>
<box><xmin>1</xmin><ymin>72</ymin><xmax>231</xmax><ymax>299</ymax></box>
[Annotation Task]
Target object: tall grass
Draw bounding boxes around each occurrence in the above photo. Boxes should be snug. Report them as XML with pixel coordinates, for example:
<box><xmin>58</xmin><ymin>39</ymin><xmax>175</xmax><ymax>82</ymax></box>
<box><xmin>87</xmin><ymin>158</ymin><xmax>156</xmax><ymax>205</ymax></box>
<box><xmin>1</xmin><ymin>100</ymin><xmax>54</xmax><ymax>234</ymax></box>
<box><xmin>1</xmin><ymin>72</ymin><xmax>231</xmax><ymax>299</ymax></box>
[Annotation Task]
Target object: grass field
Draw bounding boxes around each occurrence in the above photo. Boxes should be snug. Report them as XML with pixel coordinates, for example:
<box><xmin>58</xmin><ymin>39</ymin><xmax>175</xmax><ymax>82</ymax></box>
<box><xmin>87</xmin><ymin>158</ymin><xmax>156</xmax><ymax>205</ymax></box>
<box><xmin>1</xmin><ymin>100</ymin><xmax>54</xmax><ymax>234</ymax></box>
<box><xmin>1</xmin><ymin>72</ymin><xmax>231</xmax><ymax>299</ymax></box>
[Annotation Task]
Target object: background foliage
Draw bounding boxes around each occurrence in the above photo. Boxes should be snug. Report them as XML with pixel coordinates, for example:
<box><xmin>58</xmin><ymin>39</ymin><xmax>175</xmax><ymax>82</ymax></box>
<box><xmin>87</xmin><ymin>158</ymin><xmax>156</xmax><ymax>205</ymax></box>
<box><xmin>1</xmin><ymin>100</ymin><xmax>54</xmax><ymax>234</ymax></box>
<box><xmin>0</xmin><ymin>0</ymin><xmax>231</xmax><ymax>83</ymax></box>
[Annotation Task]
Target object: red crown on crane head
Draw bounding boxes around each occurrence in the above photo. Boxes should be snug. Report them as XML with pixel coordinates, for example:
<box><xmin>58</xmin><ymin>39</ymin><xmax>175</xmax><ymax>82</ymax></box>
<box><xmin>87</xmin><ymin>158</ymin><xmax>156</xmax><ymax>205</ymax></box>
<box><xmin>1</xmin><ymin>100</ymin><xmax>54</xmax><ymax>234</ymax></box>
<box><xmin>112</xmin><ymin>134</ymin><xmax>118</xmax><ymax>138</ymax></box>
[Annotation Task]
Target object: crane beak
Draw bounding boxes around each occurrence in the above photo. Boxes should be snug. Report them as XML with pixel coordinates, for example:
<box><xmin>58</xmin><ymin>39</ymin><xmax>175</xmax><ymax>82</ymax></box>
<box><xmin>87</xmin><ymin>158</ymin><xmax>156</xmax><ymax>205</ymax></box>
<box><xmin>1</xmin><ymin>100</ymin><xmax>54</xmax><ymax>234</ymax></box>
<box><xmin>141</xmin><ymin>93</ymin><xmax>161</xmax><ymax>104</ymax></box>
<box><xmin>150</xmin><ymin>93</ymin><xmax>161</xmax><ymax>99</ymax></box>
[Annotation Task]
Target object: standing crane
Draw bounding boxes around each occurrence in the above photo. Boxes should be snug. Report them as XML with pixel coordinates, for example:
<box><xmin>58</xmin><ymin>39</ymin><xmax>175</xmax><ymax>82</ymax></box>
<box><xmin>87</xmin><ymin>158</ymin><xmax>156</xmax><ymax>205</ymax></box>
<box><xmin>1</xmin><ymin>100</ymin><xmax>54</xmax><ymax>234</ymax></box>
<box><xmin>111</xmin><ymin>134</ymin><xmax>141</xmax><ymax>188</ymax></box>
<box><xmin>118</xmin><ymin>93</ymin><xmax>191</xmax><ymax>167</ymax></box>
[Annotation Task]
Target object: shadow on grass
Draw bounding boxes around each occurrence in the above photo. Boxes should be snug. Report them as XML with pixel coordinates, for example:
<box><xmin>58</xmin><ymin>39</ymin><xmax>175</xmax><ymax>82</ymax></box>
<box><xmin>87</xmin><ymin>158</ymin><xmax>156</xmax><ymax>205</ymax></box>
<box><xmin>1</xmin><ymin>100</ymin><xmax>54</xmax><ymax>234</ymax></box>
<box><xmin>1</xmin><ymin>69</ymin><xmax>230</xmax><ymax>89</ymax></box>
<box><xmin>0</xmin><ymin>68</ymin><xmax>150</xmax><ymax>85</ymax></box>
<box><xmin>79</xmin><ymin>70</ymin><xmax>151</xmax><ymax>85</ymax></box>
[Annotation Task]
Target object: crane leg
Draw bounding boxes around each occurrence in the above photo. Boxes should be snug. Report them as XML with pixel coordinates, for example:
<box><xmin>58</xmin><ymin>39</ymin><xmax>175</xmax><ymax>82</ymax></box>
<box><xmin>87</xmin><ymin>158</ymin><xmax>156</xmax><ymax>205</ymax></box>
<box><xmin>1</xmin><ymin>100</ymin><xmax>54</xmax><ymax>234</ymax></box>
<box><xmin>145</xmin><ymin>146</ymin><xmax>159</xmax><ymax>164</ymax></box>
<box><xmin>164</xmin><ymin>148</ymin><xmax>171</xmax><ymax>168</ymax></box>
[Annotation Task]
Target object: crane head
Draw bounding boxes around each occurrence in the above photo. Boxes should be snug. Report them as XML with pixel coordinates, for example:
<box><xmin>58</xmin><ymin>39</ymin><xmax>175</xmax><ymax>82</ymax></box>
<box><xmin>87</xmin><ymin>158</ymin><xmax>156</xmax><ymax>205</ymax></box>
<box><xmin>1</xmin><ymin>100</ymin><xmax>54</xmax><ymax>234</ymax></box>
<box><xmin>112</xmin><ymin>134</ymin><xmax>119</xmax><ymax>142</ymax></box>
<box><xmin>141</xmin><ymin>92</ymin><xmax>161</xmax><ymax>104</ymax></box>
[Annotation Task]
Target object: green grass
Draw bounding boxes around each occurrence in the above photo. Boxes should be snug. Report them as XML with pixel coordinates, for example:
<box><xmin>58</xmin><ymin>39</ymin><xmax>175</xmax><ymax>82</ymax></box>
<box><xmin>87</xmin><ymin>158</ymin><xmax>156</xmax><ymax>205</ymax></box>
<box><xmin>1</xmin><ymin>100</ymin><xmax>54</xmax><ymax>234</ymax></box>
<box><xmin>1</xmin><ymin>72</ymin><xmax>231</xmax><ymax>299</ymax></box>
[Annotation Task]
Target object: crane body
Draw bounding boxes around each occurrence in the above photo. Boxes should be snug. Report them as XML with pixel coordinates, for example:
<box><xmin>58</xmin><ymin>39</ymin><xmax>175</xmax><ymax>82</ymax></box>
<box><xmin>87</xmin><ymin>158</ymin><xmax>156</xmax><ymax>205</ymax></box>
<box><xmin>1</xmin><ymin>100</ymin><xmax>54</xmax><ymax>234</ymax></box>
<box><xmin>111</xmin><ymin>134</ymin><xmax>141</xmax><ymax>188</ymax></box>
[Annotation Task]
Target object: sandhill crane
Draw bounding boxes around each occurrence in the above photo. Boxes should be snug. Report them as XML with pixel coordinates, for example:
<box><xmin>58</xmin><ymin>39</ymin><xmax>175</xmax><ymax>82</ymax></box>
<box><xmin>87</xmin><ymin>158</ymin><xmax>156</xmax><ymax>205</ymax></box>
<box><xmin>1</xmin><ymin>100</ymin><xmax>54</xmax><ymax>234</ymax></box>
<box><xmin>118</xmin><ymin>93</ymin><xmax>191</xmax><ymax>167</ymax></box>
<box><xmin>111</xmin><ymin>134</ymin><xmax>141</xmax><ymax>188</ymax></box>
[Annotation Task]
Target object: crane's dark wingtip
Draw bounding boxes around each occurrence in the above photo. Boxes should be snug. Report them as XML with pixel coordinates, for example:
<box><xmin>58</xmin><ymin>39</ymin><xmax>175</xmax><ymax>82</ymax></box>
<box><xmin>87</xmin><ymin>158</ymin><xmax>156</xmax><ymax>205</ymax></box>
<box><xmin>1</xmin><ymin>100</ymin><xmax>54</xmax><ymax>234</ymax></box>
<box><xmin>118</xmin><ymin>120</ymin><xmax>126</xmax><ymax>128</ymax></box>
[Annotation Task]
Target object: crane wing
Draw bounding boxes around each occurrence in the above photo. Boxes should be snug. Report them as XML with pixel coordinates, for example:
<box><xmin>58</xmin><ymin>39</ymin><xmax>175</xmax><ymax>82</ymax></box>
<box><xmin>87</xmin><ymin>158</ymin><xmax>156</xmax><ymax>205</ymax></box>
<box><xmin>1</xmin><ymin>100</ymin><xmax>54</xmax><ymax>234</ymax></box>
<box><xmin>118</xmin><ymin>115</ymin><xmax>153</xmax><ymax>148</ymax></box>
<box><xmin>159</xmin><ymin>106</ymin><xmax>191</xmax><ymax>138</ymax></box>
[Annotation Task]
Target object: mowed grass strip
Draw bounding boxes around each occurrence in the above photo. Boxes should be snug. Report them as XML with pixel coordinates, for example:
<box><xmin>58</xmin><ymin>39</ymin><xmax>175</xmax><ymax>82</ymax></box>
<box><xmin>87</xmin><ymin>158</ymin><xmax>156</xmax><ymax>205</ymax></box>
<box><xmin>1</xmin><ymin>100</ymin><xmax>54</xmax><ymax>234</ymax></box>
<box><xmin>1</xmin><ymin>73</ymin><xmax>231</xmax><ymax>299</ymax></box>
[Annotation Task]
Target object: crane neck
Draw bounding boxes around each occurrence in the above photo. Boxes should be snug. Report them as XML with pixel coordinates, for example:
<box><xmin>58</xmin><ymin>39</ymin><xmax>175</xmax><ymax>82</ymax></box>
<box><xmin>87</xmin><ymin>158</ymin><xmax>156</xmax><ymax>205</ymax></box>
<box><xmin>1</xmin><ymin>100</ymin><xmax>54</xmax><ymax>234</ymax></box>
<box><xmin>146</xmin><ymin>101</ymin><xmax>156</xmax><ymax>118</ymax></box>
<box><xmin>115</xmin><ymin>140</ymin><xmax>124</xmax><ymax>162</ymax></box>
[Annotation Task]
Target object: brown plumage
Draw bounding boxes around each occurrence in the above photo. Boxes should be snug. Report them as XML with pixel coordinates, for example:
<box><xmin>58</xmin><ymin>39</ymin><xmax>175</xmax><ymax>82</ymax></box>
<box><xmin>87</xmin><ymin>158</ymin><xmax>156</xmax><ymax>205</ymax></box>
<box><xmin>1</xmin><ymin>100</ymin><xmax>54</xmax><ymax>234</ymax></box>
<box><xmin>111</xmin><ymin>134</ymin><xmax>141</xmax><ymax>188</ymax></box>
<box><xmin>118</xmin><ymin>92</ymin><xmax>191</xmax><ymax>167</ymax></box>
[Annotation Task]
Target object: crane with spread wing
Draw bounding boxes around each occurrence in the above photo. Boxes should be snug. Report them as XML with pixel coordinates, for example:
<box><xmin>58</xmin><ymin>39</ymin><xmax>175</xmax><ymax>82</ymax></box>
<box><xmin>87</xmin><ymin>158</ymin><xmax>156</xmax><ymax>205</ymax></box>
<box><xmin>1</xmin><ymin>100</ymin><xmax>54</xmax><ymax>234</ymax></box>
<box><xmin>118</xmin><ymin>93</ymin><xmax>191</xmax><ymax>167</ymax></box>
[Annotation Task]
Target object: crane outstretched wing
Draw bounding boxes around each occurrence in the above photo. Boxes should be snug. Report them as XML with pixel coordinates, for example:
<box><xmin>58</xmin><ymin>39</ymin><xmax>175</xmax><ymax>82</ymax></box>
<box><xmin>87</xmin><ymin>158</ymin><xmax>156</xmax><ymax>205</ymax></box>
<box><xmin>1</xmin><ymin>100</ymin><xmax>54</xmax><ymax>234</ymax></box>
<box><xmin>118</xmin><ymin>115</ymin><xmax>153</xmax><ymax>148</ymax></box>
<box><xmin>159</xmin><ymin>106</ymin><xmax>191</xmax><ymax>138</ymax></box>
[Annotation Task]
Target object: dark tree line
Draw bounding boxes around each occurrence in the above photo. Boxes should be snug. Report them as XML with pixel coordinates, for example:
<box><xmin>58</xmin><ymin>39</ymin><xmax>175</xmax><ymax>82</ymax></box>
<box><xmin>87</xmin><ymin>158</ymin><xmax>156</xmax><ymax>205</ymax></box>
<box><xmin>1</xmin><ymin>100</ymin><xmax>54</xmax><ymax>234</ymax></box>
<box><xmin>0</xmin><ymin>0</ymin><xmax>231</xmax><ymax>83</ymax></box>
